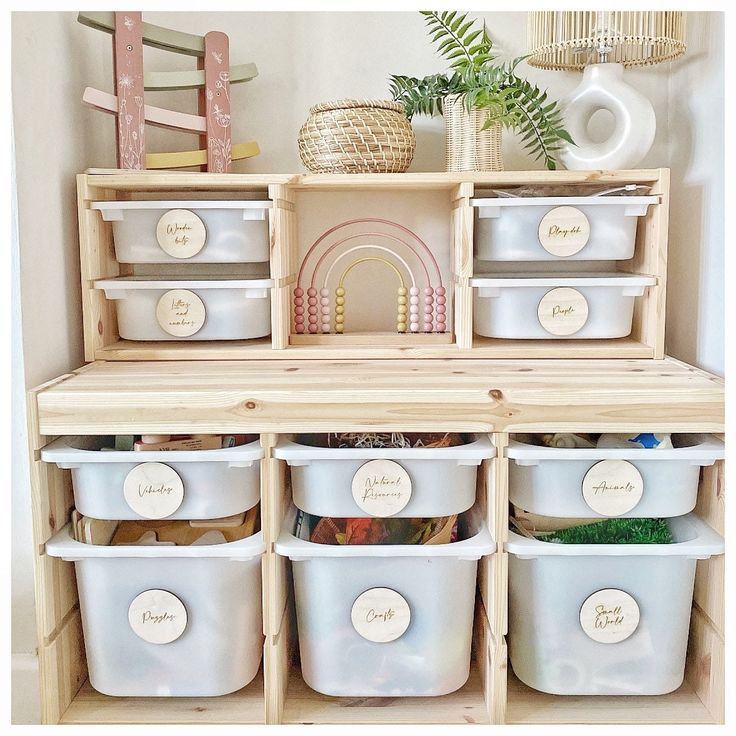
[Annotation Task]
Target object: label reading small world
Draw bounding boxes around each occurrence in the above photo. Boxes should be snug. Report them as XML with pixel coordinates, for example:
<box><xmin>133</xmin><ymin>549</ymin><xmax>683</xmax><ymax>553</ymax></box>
<box><xmin>579</xmin><ymin>588</ymin><xmax>640</xmax><ymax>644</ymax></box>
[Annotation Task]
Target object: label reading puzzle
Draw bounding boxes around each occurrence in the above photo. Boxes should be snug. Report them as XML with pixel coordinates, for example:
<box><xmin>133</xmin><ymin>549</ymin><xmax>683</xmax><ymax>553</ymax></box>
<box><xmin>123</xmin><ymin>462</ymin><xmax>185</xmax><ymax>519</ymax></box>
<box><xmin>351</xmin><ymin>587</ymin><xmax>411</xmax><ymax>643</ymax></box>
<box><xmin>156</xmin><ymin>209</ymin><xmax>207</xmax><ymax>259</ymax></box>
<box><xmin>156</xmin><ymin>289</ymin><xmax>206</xmax><ymax>337</ymax></box>
<box><xmin>579</xmin><ymin>588</ymin><xmax>640</xmax><ymax>644</ymax></box>
<box><xmin>128</xmin><ymin>589</ymin><xmax>188</xmax><ymax>644</ymax></box>
<box><xmin>351</xmin><ymin>459</ymin><xmax>412</xmax><ymax>517</ymax></box>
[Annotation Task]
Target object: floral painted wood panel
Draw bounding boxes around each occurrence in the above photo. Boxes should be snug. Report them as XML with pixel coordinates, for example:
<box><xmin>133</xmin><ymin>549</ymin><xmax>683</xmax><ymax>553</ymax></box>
<box><xmin>203</xmin><ymin>32</ymin><xmax>232</xmax><ymax>173</ymax></box>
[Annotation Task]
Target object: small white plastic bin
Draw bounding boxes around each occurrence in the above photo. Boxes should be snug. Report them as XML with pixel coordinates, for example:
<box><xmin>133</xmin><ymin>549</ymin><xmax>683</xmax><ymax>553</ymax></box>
<box><xmin>92</xmin><ymin>200</ymin><xmax>271</xmax><ymax>264</ymax></box>
<box><xmin>46</xmin><ymin>525</ymin><xmax>265</xmax><ymax>697</ymax></box>
<box><xmin>508</xmin><ymin>434</ymin><xmax>724</xmax><ymax>519</ymax></box>
<box><xmin>274</xmin><ymin>434</ymin><xmax>494</xmax><ymax>518</ymax></box>
<box><xmin>95</xmin><ymin>276</ymin><xmax>273</xmax><ymax>341</ymax></box>
<box><xmin>506</xmin><ymin>514</ymin><xmax>723</xmax><ymax>695</ymax></box>
<box><xmin>472</xmin><ymin>195</ymin><xmax>658</xmax><ymax>262</ymax></box>
<box><xmin>471</xmin><ymin>273</ymin><xmax>656</xmax><ymax>339</ymax></box>
<box><xmin>42</xmin><ymin>436</ymin><xmax>263</xmax><ymax>520</ymax></box>
<box><xmin>275</xmin><ymin>507</ymin><xmax>494</xmax><ymax>697</ymax></box>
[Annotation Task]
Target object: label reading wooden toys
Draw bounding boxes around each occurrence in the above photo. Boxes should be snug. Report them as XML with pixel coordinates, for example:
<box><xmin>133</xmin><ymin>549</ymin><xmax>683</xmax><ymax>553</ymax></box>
<box><xmin>156</xmin><ymin>209</ymin><xmax>207</xmax><ymax>258</ymax></box>
<box><xmin>351</xmin><ymin>459</ymin><xmax>412</xmax><ymax>517</ymax></box>
<box><xmin>351</xmin><ymin>587</ymin><xmax>411</xmax><ymax>643</ymax></box>
<box><xmin>582</xmin><ymin>459</ymin><xmax>644</xmax><ymax>516</ymax></box>
<box><xmin>538</xmin><ymin>206</ymin><xmax>591</xmax><ymax>256</ymax></box>
<box><xmin>537</xmin><ymin>287</ymin><xmax>589</xmax><ymax>336</ymax></box>
<box><xmin>128</xmin><ymin>589</ymin><xmax>188</xmax><ymax>644</ymax></box>
<box><xmin>123</xmin><ymin>462</ymin><xmax>185</xmax><ymax>518</ymax></box>
<box><xmin>156</xmin><ymin>289</ymin><xmax>206</xmax><ymax>337</ymax></box>
<box><xmin>579</xmin><ymin>589</ymin><xmax>640</xmax><ymax>644</ymax></box>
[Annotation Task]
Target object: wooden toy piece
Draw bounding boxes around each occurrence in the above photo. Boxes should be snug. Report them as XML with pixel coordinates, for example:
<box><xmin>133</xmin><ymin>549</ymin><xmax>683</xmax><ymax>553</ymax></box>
<box><xmin>113</xmin><ymin>12</ymin><xmax>145</xmax><ymax>169</ymax></box>
<box><xmin>203</xmin><ymin>31</ymin><xmax>232</xmax><ymax>173</ymax></box>
<box><xmin>143</xmin><ymin>63</ymin><xmax>257</xmax><ymax>91</ymax></box>
<box><xmin>144</xmin><ymin>141</ymin><xmax>260</xmax><ymax>170</ymax></box>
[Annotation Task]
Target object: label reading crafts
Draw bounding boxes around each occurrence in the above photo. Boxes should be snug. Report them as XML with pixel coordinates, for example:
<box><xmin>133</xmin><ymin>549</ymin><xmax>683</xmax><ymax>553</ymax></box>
<box><xmin>351</xmin><ymin>588</ymin><xmax>411</xmax><ymax>643</ymax></box>
<box><xmin>123</xmin><ymin>462</ymin><xmax>185</xmax><ymax>518</ymax></box>
<box><xmin>156</xmin><ymin>209</ymin><xmax>207</xmax><ymax>258</ymax></box>
<box><xmin>538</xmin><ymin>206</ymin><xmax>591</xmax><ymax>257</ymax></box>
<box><xmin>351</xmin><ymin>459</ymin><xmax>412</xmax><ymax>516</ymax></box>
<box><xmin>156</xmin><ymin>289</ymin><xmax>206</xmax><ymax>337</ymax></box>
<box><xmin>537</xmin><ymin>287</ymin><xmax>589</xmax><ymax>336</ymax></box>
<box><xmin>128</xmin><ymin>589</ymin><xmax>188</xmax><ymax>644</ymax></box>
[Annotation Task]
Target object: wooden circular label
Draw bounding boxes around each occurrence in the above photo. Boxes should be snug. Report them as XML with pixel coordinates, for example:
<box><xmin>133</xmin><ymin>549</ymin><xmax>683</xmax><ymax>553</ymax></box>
<box><xmin>537</xmin><ymin>287</ymin><xmax>589</xmax><ymax>336</ymax></box>
<box><xmin>156</xmin><ymin>289</ymin><xmax>206</xmax><ymax>337</ymax></box>
<box><xmin>538</xmin><ymin>206</ymin><xmax>591</xmax><ymax>256</ymax></box>
<box><xmin>351</xmin><ymin>588</ymin><xmax>411</xmax><ymax>643</ymax></box>
<box><xmin>123</xmin><ymin>462</ymin><xmax>184</xmax><ymax>519</ymax></box>
<box><xmin>156</xmin><ymin>209</ymin><xmax>207</xmax><ymax>259</ymax></box>
<box><xmin>128</xmin><ymin>589</ymin><xmax>188</xmax><ymax>644</ymax></box>
<box><xmin>351</xmin><ymin>459</ymin><xmax>412</xmax><ymax>517</ymax></box>
<box><xmin>580</xmin><ymin>589</ymin><xmax>640</xmax><ymax>644</ymax></box>
<box><xmin>582</xmin><ymin>459</ymin><xmax>644</xmax><ymax>516</ymax></box>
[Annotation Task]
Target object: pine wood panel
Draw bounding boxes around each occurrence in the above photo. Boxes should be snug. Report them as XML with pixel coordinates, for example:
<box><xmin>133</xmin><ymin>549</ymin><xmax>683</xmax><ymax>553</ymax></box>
<box><xmin>685</xmin><ymin>605</ymin><xmax>724</xmax><ymax>724</ymax></box>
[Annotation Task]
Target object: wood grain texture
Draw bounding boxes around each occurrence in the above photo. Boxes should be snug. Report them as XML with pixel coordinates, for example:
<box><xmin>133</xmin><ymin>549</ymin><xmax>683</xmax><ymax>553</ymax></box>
<box><xmin>685</xmin><ymin>605</ymin><xmax>724</xmax><ymax>724</ymax></box>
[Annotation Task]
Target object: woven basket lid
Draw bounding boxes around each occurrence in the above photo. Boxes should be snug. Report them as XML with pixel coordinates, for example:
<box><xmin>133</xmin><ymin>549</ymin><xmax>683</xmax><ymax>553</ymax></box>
<box><xmin>309</xmin><ymin>99</ymin><xmax>406</xmax><ymax>115</ymax></box>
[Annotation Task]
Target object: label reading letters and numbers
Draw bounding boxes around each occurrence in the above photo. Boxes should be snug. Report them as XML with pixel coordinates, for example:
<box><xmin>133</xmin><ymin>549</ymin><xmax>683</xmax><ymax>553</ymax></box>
<box><xmin>156</xmin><ymin>209</ymin><xmax>207</xmax><ymax>259</ymax></box>
<box><xmin>351</xmin><ymin>459</ymin><xmax>412</xmax><ymax>517</ymax></box>
<box><xmin>351</xmin><ymin>588</ymin><xmax>411</xmax><ymax>643</ymax></box>
<box><xmin>579</xmin><ymin>589</ymin><xmax>640</xmax><ymax>644</ymax></box>
<box><xmin>538</xmin><ymin>206</ymin><xmax>591</xmax><ymax>257</ymax></box>
<box><xmin>128</xmin><ymin>589</ymin><xmax>188</xmax><ymax>644</ymax></box>
<box><xmin>537</xmin><ymin>287</ymin><xmax>589</xmax><ymax>336</ymax></box>
<box><xmin>156</xmin><ymin>289</ymin><xmax>206</xmax><ymax>337</ymax></box>
<box><xmin>123</xmin><ymin>462</ymin><xmax>184</xmax><ymax>519</ymax></box>
<box><xmin>582</xmin><ymin>459</ymin><xmax>644</xmax><ymax>516</ymax></box>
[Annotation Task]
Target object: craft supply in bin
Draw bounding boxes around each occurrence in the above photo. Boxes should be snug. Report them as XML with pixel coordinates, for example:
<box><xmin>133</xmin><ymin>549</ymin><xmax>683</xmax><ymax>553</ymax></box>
<box><xmin>275</xmin><ymin>506</ymin><xmax>494</xmax><ymax>697</ymax></box>
<box><xmin>472</xmin><ymin>193</ymin><xmax>658</xmax><ymax>262</ymax></box>
<box><xmin>92</xmin><ymin>200</ymin><xmax>271</xmax><ymax>264</ymax></box>
<box><xmin>274</xmin><ymin>433</ymin><xmax>494</xmax><ymax>518</ymax></box>
<box><xmin>46</xmin><ymin>520</ymin><xmax>265</xmax><ymax>697</ymax></box>
<box><xmin>471</xmin><ymin>273</ymin><xmax>655</xmax><ymax>339</ymax></box>
<box><xmin>507</xmin><ymin>433</ymin><xmax>724</xmax><ymax>518</ymax></box>
<box><xmin>42</xmin><ymin>435</ymin><xmax>263</xmax><ymax>520</ymax></box>
<box><xmin>505</xmin><ymin>513</ymin><xmax>723</xmax><ymax>695</ymax></box>
<box><xmin>94</xmin><ymin>276</ymin><xmax>273</xmax><ymax>340</ymax></box>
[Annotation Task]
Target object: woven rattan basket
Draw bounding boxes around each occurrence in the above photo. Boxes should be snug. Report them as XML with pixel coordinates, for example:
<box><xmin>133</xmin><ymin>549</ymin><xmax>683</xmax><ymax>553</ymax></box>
<box><xmin>444</xmin><ymin>95</ymin><xmax>503</xmax><ymax>173</ymax></box>
<box><xmin>298</xmin><ymin>99</ymin><xmax>416</xmax><ymax>174</ymax></box>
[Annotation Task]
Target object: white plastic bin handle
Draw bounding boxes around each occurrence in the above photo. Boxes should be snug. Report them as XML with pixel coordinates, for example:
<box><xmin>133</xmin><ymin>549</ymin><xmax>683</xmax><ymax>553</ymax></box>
<box><xmin>476</xmin><ymin>287</ymin><xmax>501</xmax><ymax>299</ymax></box>
<box><xmin>245</xmin><ymin>288</ymin><xmax>270</xmax><ymax>299</ymax></box>
<box><xmin>621</xmin><ymin>285</ymin><xmax>648</xmax><ymax>297</ymax></box>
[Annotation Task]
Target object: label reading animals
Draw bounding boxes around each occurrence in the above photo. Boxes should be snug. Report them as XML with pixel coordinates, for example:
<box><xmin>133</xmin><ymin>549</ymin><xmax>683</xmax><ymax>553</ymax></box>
<box><xmin>156</xmin><ymin>209</ymin><xmax>207</xmax><ymax>258</ymax></box>
<box><xmin>128</xmin><ymin>589</ymin><xmax>188</xmax><ymax>644</ymax></box>
<box><xmin>582</xmin><ymin>459</ymin><xmax>644</xmax><ymax>516</ymax></box>
<box><xmin>579</xmin><ymin>589</ymin><xmax>640</xmax><ymax>644</ymax></box>
<box><xmin>351</xmin><ymin>459</ymin><xmax>413</xmax><ymax>516</ymax></box>
<box><xmin>156</xmin><ymin>289</ymin><xmax>206</xmax><ymax>337</ymax></box>
<box><xmin>123</xmin><ymin>462</ymin><xmax>185</xmax><ymax>519</ymax></box>
<box><xmin>351</xmin><ymin>588</ymin><xmax>411</xmax><ymax>643</ymax></box>
<box><xmin>537</xmin><ymin>287</ymin><xmax>589</xmax><ymax>336</ymax></box>
<box><xmin>538</xmin><ymin>206</ymin><xmax>591</xmax><ymax>256</ymax></box>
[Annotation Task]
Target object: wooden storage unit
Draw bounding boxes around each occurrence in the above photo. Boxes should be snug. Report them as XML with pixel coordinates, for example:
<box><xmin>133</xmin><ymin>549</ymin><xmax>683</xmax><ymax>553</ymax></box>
<box><xmin>28</xmin><ymin>357</ymin><xmax>724</xmax><ymax>724</ymax></box>
<box><xmin>78</xmin><ymin>169</ymin><xmax>668</xmax><ymax>360</ymax></box>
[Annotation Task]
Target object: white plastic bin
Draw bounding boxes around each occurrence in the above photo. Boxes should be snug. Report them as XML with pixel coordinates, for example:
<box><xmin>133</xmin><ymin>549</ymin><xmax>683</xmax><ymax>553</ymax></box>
<box><xmin>471</xmin><ymin>273</ymin><xmax>656</xmax><ymax>339</ymax></box>
<box><xmin>506</xmin><ymin>514</ymin><xmax>723</xmax><ymax>695</ymax></box>
<box><xmin>508</xmin><ymin>434</ymin><xmax>724</xmax><ymax>518</ymax></box>
<box><xmin>42</xmin><ymin>436</ymin><xmax>263</xmax><ymax>520</ymax></box>
<box><xmin>274</xmin><ymin>435</ymin><xmax>494</xmax><ymax>518</ymax></box>
<box><xmin>275</xmin><ymin>507</ymin><xmax>494</xmax><ymax>697</ymax></box>
<box><xmin>472</xmin><ymin>195</ymin><xmax>658</xmax><ymax>262</ymax></box>
<box><xmin>92</xmin><ymin>200</ymin><xmax>271</xmax><ymax>264</ymax></box>
<box><xmin>46</xmin><ymin>525</ymin><xmax>265</xmax><ymax>697</ymax></box>
<box><xmin>95</xmin><ymin>276</ymin><xmax>273</xmax><ymax>341</ymax></box>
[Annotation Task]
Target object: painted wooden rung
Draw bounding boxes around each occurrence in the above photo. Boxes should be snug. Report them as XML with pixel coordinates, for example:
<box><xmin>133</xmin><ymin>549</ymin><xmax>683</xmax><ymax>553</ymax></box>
<box><xmin>144</xmin><ymin>63</ymin><xmax>257</xmax><ymax>91</ymax></box>
<box><xmin>145</xmin><ymin>141</ymin><xmax>260</xmax><ymax>169</ymax></box>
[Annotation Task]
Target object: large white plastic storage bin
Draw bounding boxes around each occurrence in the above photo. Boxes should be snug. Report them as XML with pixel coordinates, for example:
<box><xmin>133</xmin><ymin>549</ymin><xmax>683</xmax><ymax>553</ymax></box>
<box><xmin>275</xmin><ymin>507</ymin><xmax>494</xmax><ymax>697</ymax></box>
<box><xmin>274</xmin><ymin>434</ymin><xmax>494</xmax><ymax>517</ymax></box>
<box><xmin>42</xmin><ymin>436</ymin><xmax>263</xmax><ymax>520</ymax></box>
<box><xmin>92</xmin><ymin>200</ymin><xmax>271</xmax><ymax>264</ymax></box>
<box><xmin>506</xmin><ymin>514</ymin><xmax>723</xmax><ymax>695</ymax></box>
<box><xmin>472</xmin><ymin>195</ymin><xmax>658</xmax><ymax>262</ymax></box>
<box><xmin>95</xmin><ymin>276</ymin><xmax>273</xmax><ymax>341</ymax></box>
<box><xmin>46</xmin><ymin>525</ymin><xmax>265</xmax><ymax>697</ymax></box>
<box><xmin>507</xmin><ymin>434</ymin><xmax>724</xmax><ymax>518</ymax></box>
<box><xmin>471</xmin><ymin>273</ymin><xmax>655</xmax><ymax>339</ymax></box>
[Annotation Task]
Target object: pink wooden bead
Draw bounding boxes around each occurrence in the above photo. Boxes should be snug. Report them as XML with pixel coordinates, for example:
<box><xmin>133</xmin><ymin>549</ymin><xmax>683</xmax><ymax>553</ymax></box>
<box><xmin>436</xmin><ymin>313</ymin><xmax>446</xmax><ymax>323</ymax></box>
<box><xmin>295</xmin><ymin>324</ymin><xmax>305</xmax><ymax>333</ymax></box>
<box><xmin>307</xmin><ymin>287</ymin><xmax>317</xmax><ymax>297</ymax></box>
<box><xmin>409</xmin><ymin>287</ymin><xmax>419</xmax><ymax>296</ymax></box>
<box><xmin>308</xmin><ymin>297</ymin><xmax>317</xmax><ymax>306</ymax></box>
<box><xmin>436</xmin><ymin>295</ymin><xmax>446</xmax><ymax>305</ymax></box>
<box><xmin>423</xmin><ymin>305</ymin><xmax>433</xmax><ymax>314</ymax></box>
<box><xmin>422</xmin><ymin>322</ymin><xmax>433</xmax><ymax>332</ymax></box>
<box><xmin>294</xmin><ymin>306</ymin><xmax>304</xmax><ymax>316</ymax></box>
<box><xmin>308</xmin><ymin>323</ymin><xmax>318</xmax><ymax>333</ymax></box>
<box><xmin>321</xmin><ymin>324</ymin><xmax>330</xmax><ymax>333</ymax></box>
<box><xmin>294</xmin><ymin>287</ymin><xmax>304</xmax><ymax>298</ymax></box>
<box><xmin>294</xmin><ymin>297</ymin><xmax>304</xmax><ymax>307</ymax></box>
<box><xmin>308</xmin><ymin>306</ymin><xmax>317</xmax><ymax>316</ymax></box>
<box><xmin>435</xmin><ymin>286</ymin><xmax>446</xmax><ymax>296</ymax></box>
<box><xmin>308</xmin><ymin>314</ymin><xmax>318</xmax><ymax>324</ymax></box>
<box><xmin>423</xmin><ymin>287</ymin><xmax>433</xmax><ymax>296</ymax></box>
<box><xmin>320</xmin><ymin>288</ymin><xmax>329</xmax><ymax>297</ymax></box>
<box><xmin>424</xmin><ymin>296</ymin><xmax>433</xmax><ymax>305</ymax></box>
<box><xmin>320</xmin><ymin>297</ymin><xmax>329</xmax><ymax>306</ymax></box>
<box><xmin>294</xmin><ymin>314</ymin><xmax>304</xmax><ymax>324</ymax></box>
<box><xmin>436</xmin><ymin>304</ymin><xmax>446</xmax><ymax>314</ymax></box>
<box><xmin>410</xmin><ymin>314</ymin><xmax>419</xmax><ymax>323</ymax></box>
<box><xmin>321</xmin><ymin>314</ymin><xmax>331</xmax><ymax>324</ymax></box>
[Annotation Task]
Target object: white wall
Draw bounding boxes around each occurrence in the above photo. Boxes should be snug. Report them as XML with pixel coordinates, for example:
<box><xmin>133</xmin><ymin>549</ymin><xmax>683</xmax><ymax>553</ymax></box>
<box><xmin>11</xmin><ymin>10</ymin><xmax>723</xmax><ymax>723</ymax></box>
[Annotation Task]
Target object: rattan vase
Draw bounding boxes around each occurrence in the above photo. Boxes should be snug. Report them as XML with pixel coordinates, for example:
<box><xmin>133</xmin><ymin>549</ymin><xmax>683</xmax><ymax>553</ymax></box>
<box><xmin>298</xmin><ymin>99</ymin><xmax>416</xmax><ymax>174</ymax></box>
<box><xmin>444</xmin><ymin>95</ymin><xmax>503</xmax><ymax>173</ymax></box>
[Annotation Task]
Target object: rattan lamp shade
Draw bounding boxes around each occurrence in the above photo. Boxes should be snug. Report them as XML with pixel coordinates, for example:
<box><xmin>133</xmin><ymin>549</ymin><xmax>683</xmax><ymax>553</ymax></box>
<box><xmin>527</xmin><ymin>11</ymin><xmax>686</xmax><ymax>71</ymax></box>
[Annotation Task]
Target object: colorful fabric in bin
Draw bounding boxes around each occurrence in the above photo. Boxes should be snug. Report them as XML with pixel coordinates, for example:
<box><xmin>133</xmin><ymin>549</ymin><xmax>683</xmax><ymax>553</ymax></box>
<box><xmin>309</xmin><ymin>514</ymin><xmax>457</xmax><ymax>545</ymax></box>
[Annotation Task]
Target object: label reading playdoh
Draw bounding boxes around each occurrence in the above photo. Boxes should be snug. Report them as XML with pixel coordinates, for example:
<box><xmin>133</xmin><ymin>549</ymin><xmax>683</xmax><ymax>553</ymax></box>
<box><xmin>351</xmin><ymin>459</ymin><xmax>412</xmax><ymax>517</ymax></box>
<box><xmin>128</xmin><ymin>589</ymin><xmax>188</xmax><ymax>644</ymax></box>
<box><xmin>537</xmin><ymin>287</ymin><xmax>589</xmax><ymax>336</ymax></box>
<box><xmin>123</xmin><ymin>462</ymin><xmax>184</xmax><ymax>519</ymax></box>
<box><xmin>580</xmin><ymin>589</ymin><xmax>640</xmax><ymax>644</ymax></box>
<box><xmin>538</xmin><ymin>206</ymin><xmax>590</xmax><ymax>257</ymax></box>
<box><xmin>156</xmin><ymin>289</ymin><xmax>206</xmax><ymax>337</ymax></box>
<box><xmin>582</xmin><ymin>459</ymin><xmax>644</xmax><ymax>516</ymax></box>
<box><xmin>156</xmin><ymin>209</ymin><xmax>207</xmax><ymax>259</ymax></box>
<box><xmin>351</xmin><ymin>588</ymin><xmax>411</xmax><ymax>643</ymax></box>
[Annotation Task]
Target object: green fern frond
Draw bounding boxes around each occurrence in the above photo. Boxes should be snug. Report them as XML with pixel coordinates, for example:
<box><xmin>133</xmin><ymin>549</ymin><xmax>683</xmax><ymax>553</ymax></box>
<box><xmin>420</xmin><ymin>11</ymin><xmax>494</xmax><ymax>70</ymax></box>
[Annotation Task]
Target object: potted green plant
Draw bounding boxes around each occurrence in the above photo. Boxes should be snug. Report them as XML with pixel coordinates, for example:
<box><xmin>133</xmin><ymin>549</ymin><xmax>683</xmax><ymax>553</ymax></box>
<box><xmin>390</xmin><ymin>11</ymin><xmax>573</xmax><ymax>171</ymax></box>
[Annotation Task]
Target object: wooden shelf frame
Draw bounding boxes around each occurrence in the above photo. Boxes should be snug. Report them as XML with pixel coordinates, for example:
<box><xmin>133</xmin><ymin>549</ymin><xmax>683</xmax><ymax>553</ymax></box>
<box><xmin>77</xmin><ymin>168</ymin><xmax>669</xmax><ymax>361</ymax></box>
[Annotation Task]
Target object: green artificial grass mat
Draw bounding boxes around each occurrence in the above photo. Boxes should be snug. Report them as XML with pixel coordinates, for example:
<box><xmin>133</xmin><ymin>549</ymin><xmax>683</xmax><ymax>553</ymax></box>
<box><xmin>538</xmin><ymin>517</ymin><xmax>674</xmax><ymax>545</ymax></box>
